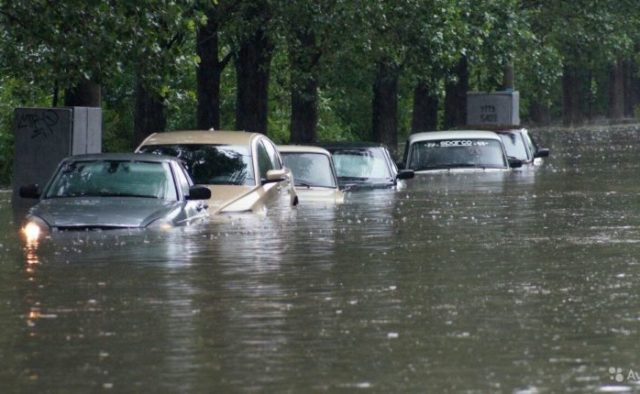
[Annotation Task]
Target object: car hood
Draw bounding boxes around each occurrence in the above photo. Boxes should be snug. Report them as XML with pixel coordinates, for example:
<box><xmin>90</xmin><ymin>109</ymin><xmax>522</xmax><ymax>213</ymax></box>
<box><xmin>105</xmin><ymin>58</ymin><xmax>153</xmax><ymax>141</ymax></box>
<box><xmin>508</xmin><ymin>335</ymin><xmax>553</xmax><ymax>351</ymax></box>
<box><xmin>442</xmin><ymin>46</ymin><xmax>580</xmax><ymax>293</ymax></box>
<box><xmin>337</xmin><ymin>177</ymin><xmax>396</xmax><ymax>190</ymax></box>
<box><xmin>294</xmin><ymin>186</ymin><xmax>344</xmax><ymax>204</ymax></box>
<box><xmin>205</xmin><ymin>185</ymin><xmax>256</xmax><ymax>213</ymax></box>
<box><xmin>31</xmin><ymin>197</ymin><xmax>180</xmax><ymax>229</ymax></box>
<box><xmin>414</xmin><ymin>167</ymin><xmax>509</xmax><ymax>174</ymax></box>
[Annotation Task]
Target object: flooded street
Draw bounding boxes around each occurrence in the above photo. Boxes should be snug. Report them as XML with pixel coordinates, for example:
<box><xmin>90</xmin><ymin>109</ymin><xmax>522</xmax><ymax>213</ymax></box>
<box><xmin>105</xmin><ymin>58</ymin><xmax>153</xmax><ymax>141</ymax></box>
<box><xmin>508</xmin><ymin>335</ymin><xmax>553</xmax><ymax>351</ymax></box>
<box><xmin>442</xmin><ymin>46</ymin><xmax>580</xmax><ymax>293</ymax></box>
<box><xmin>2</xmin><ymin>127</ymin><xmax>640</xmax><ymax>393</ymax></box>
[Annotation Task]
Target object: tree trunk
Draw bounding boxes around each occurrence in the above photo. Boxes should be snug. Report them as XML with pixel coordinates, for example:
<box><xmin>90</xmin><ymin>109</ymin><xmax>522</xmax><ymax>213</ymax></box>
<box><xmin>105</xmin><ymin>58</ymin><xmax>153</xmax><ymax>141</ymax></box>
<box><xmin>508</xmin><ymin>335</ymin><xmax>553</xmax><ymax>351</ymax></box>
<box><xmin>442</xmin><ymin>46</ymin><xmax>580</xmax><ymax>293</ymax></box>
<box><xmin>196</xmin><ymin>9</ymin><xmax>222</xmax><ymax>130</ymax></box>
<box><xmin>372</xmin><ymin>61</ymin><xmax>399</xmax><ymax>152</ymax></box>
<box><xmin>134</xmin><ymin>81</ymin><xmax>166</xmax><ymax>147</ymax></box>
<box><xmin>529</xmin><ymin>100</ymin><xmax>551</xmax><ymax>126</ymax></box>
<box><xmin>64</xmin><ymin>78</ymin><xmax>101</xmax><ymax>107</ymax></box>
<box><xmin>411</xmin><ymin>80</ymin><xmax>438</xmax><ymax>132</ymax></box>
<box><xmin>235</xmin><ymin>22</ymin><xmax>273</xmax><ymax>134</ymax></box>
<box><xmin>624</xmin><ymin>59</ymin><xmax>639</xmax><ymax>118</ymax></box>
<box><xmin>289</xmin><ymin>30</ymin><xmax>320</xmax><ymax>144</ymax></box>
<box><xmin>444</xmin><ymin>56</ymin><xmax>469</xmax><ymax>130</ymax></box>
<box><xmin>608</xmin><ymin>59</ymin><xmax>625</xmax><ymax>120</ymax></box>
<box><xmin>562</xmin><ymin>65</ymin><xmax>589</xmax><ymax>126</ymax></box>
<box><xmin>290</xmin><ymin>79</ymin><xmax>318</xmax><ymax>143</ymax></box>
<box><xmin>501</xmin><ymin>63</ymin><xmax>515</xmax><ymax>90</ymax></box>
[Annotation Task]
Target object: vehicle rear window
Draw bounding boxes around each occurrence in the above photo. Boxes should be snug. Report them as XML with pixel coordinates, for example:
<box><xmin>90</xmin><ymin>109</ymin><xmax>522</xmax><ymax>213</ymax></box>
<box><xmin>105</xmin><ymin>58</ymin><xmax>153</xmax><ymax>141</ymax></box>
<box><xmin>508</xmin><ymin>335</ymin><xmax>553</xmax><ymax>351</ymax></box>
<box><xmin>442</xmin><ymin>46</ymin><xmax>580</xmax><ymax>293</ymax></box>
<box><xmin>139</xmin><ymin>144</ymin><xmax>255</xmax><ymax>186</ymax></box>
<box><xmin>408</xmin><ymin>139</ymin><xmax>507</xmax><ymax>170</ymax></box>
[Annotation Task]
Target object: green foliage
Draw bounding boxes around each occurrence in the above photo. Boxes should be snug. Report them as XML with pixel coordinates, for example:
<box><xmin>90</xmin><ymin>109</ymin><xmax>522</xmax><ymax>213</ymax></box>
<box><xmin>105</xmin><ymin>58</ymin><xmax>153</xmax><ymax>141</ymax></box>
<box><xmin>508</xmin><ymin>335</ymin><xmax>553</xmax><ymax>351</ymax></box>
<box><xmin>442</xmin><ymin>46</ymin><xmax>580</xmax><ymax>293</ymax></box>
<box><xmin>1</xmin><ymin>0</ymin><xmax>640</xmax><ymax>185</ymax></box>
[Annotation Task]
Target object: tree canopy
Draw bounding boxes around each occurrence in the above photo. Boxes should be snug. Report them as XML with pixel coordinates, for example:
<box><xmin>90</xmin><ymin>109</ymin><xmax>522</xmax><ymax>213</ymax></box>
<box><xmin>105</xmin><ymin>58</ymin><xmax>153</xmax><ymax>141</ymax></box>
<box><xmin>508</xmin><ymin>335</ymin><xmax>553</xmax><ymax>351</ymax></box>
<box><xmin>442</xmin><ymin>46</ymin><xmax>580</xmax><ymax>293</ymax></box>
<box><xmin>1</xmin><ymin>0</ymin><xmax>640</xmax><ymax>183</ymax></box>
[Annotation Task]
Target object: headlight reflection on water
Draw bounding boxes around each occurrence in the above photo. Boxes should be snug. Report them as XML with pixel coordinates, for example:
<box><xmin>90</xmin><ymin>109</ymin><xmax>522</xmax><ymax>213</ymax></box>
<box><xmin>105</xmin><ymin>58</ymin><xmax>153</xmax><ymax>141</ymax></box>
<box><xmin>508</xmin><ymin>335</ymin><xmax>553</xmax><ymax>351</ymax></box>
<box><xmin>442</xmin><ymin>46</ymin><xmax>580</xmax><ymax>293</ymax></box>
<box><xmin>23</xmin><ymin>222</ymin><xmax>41</xmax><ymax>243</ymax></box>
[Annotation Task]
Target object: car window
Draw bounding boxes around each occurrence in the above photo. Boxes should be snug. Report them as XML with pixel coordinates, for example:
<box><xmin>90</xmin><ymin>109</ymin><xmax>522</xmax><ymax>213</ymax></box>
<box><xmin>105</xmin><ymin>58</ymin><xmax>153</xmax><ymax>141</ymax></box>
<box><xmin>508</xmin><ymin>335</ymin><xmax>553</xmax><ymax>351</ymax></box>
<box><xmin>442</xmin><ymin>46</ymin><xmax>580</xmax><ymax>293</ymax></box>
<box><xmin>281</xmin><ymin>153</ymin><xmax>337</xmax><ymax>188</ymax></box>
<box><xmin>172</xmin><ymin>162</ymin><xmax>191</xmax><ymax>197</ymax></box>
<box><xmin>522</xmin><ymin>131</ymin><xmax>537</xmax><ymax>154</ymax></box>
<box><xmin>331</xmin><ymin>149</ymin><xmax>392</xmax><ymax>179</ymax></box>
<box><xmin>138</xmin><ymin>144</ymin><xmax>255</xmax><ymax>186</ymax></box>
<box><xmin>256</xmin><ymin>141</ymin><xmax>274</xmax><ymax>180</ymax></box>
<box><xmin>45</xmin><ymin>160</ymin><xmax>178</xmax><ymax>201</ymax></box>
<box><xmin>262</xmin><ymin>139</ymin><xmax>282</xmax><ymax>170</ymax></box>
<box><xmin>499</xmin><ymin>133</ymin><xmax>530</xmax><ymax>161</ymax></box>
<box><xmin>408</xmin><ymin>139</ymin><xmax>507</xmax><ymax>170</ymax></box>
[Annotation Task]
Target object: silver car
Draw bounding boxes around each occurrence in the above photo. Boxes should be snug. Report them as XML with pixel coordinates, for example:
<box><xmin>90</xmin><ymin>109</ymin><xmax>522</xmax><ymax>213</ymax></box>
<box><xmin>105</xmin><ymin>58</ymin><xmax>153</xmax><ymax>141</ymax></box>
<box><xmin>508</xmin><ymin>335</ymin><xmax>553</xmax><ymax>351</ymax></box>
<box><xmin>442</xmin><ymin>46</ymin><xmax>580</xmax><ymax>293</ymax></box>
<box><xmin>19</xmin><ymin>153</ymin><xmax>211</xmax><ymax>240</ymax></box>
<box><xmin>496</xmin><ymin>128</ymin><xmax>550</xmax><ymax>166</ymax></box>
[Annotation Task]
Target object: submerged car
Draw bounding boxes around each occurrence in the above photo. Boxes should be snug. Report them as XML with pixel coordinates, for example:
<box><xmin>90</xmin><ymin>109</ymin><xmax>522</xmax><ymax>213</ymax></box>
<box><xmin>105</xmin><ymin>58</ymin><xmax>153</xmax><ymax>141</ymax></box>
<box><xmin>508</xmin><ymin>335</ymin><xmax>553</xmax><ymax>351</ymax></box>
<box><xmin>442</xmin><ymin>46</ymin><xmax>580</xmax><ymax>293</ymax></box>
<box><xmin>278</xmin><ymin>145</ymin><xmax>344</xmax><ymax>204</ymax></box>
<box><xmin>19</xmin><ymin>153</ymin><xmax>211</xmax><ymax>239</ymax></box>
<box><xmin>402</xmin><ymin>130</ymin><xmax>522</xmax><ymax>173</ymax></box>
<box><xmin>495</xmin><ymin>128</ymin><xmax>550</xmax><ymax>165</ymax></box>
<box><xmin>320</xmin><ymin>142</ymin><xmax>414</xmax><ymax>190</ymax></box>
<box><xmin>136</xmin><ymin>130</ymin><xmax>298</xmax><ymax>214</ymax></box>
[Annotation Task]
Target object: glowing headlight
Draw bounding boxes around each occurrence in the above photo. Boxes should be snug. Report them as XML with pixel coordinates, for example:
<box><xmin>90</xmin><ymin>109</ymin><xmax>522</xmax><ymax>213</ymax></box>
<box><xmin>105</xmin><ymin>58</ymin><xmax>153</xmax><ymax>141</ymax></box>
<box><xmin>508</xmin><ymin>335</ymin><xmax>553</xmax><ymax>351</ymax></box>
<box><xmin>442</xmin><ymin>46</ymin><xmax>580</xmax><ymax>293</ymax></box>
<box><xmin>147</xmin><ymin>219</ymin><xmax>173</xmax><ymax>231</ymax></box>
<box><xmin>22</xmin><ymin>217</ymin><xmax>49</xmax><ymax>242</ymax></box>
<box><xmin>24</xmin><ymin>222</ymin><xmax>41</xmax><ymax>240</ymax></box>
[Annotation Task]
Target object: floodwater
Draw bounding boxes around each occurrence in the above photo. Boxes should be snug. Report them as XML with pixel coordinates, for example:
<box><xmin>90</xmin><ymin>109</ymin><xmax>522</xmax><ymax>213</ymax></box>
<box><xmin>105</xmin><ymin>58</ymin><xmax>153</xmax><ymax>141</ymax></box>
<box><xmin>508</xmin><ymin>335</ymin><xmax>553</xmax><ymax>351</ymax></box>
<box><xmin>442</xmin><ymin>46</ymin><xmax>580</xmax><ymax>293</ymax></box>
<box><xmin>2</xmin><ymin>127</ymin><xmax>640</xmax><ymax>393</ymax></box>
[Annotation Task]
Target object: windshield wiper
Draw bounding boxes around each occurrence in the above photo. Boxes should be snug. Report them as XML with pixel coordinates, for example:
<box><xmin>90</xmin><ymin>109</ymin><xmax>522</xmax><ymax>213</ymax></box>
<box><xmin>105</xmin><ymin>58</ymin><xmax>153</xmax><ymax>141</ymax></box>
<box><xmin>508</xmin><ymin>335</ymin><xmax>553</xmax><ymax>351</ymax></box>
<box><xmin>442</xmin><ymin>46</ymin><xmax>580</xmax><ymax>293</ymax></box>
<box><xmin>295</xmin><ymin>179</ymin><xmax>316</xmax><ymax>188</ymax></box>
<box><xmin>423</xmin><ymin>163</ymin><xmax>481</xmax><ymax>170</ymax></box>
<box><xmin>337</xmin><ymin>176</ymin><xmax>369</xmax><ymax>181</ymax></box>
<box><xmin>98</xmin><ymin>192</ymin><xmax>160</xmax><ymax>198</ymax></box>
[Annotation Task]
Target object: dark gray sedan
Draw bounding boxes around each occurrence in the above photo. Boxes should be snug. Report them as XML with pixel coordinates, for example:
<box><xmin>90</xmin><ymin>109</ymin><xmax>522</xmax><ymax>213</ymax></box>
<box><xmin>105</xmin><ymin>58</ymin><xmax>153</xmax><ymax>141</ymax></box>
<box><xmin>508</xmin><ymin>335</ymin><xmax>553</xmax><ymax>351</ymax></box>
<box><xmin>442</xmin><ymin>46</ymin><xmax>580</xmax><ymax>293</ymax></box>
<box><xmin>19</xmin><ymin>153</ymin><xmax>211</xmax><ymax>240</ymax></box>
<box><xmin>320</xmin><ymin>142</ymin><xmax>414</xmax><ymax>190</ymax></box>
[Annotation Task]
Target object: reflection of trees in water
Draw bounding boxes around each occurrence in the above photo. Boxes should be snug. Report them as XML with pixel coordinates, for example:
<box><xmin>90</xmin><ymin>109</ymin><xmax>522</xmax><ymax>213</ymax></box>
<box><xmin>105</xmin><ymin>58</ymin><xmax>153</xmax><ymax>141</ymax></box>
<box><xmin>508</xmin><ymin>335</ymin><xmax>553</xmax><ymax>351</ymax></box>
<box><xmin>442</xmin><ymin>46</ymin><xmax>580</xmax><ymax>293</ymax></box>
<box><xmin>143</xmin><ymin>145</ymin><xmax>250</xmax><ymax>185</ymax></box>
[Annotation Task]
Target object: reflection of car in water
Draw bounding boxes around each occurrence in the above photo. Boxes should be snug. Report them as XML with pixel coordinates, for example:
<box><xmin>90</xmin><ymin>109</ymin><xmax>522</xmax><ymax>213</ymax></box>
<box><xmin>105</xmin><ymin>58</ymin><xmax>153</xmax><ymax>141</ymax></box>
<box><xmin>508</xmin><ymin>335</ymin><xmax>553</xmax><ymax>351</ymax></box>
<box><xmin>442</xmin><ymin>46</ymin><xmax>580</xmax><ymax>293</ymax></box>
<box><xmin>136</xmin><ymin>130</ymin><xmax>298</xmax><ymax>214</ymax></box>
<box><xmin>319</xmin><ymin>142</ymin><xmax>414</xmax><ymax>190</ymax></box>
<box><xmin>402</xmin><ymin>130</ymin><xmax>522</xmax><ymax>173</ymax></box>
<box><xmin>495</xmin><ymin>128</ymin><xmax>550</xmax><ymax>166</ymax></box>
<box><xmin>18</xmin><ymin>153</ymin><xmax>211</xmax><ymax>240</ymax></box>
<box><xmin>278</xmin><ymin>145</ymin><xmax>344</xmax><ymax>204</ymax></box>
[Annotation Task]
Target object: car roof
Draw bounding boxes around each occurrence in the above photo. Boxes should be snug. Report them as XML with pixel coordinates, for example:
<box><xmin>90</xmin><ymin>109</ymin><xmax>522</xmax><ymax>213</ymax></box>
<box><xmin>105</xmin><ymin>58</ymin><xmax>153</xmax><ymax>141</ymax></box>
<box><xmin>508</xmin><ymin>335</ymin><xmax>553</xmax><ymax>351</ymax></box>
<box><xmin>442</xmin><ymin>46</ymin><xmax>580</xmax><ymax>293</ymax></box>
<box><xmin>493</xmin><ymin>128</ymin><xmax>527</xmax><ymax>135</ymax></box>
<box><xmin>278</xmin><ymin>145</ymin><xmax>331</xmax><ymax>155</ymax></box>
<box><xmin>318</xmin><ymin>141</ymin><xmax>388</xmax><ymax>150</ymax></box>
<box><xmin>63</xmin><ymin>153</ymin><xmax>180</xmax><ymax>163</ymax></box>
<box><xmin>408</xmin><ymin>130</ymin><xmax>502</xmax><ymax>143</ymax></box>
<box><xmin>139</xmin><ymin>130</ymin><xmax>261</xmax><ymax>146</ymax></box>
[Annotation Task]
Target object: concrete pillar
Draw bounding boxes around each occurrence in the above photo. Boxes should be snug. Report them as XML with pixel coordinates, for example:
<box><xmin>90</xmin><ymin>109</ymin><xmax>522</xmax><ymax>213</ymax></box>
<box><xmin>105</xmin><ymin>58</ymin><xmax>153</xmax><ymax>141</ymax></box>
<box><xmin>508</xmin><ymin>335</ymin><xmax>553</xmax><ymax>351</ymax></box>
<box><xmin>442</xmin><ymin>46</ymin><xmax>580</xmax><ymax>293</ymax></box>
<box><xmin>12</xmin><ymin>107</ymin><xmax>102</xmax><ymax>203</ymax></box>
<box><xmin>466</xmin><ymin>91</ymin><xmax>520</xmax><ymax>128</ymax></box>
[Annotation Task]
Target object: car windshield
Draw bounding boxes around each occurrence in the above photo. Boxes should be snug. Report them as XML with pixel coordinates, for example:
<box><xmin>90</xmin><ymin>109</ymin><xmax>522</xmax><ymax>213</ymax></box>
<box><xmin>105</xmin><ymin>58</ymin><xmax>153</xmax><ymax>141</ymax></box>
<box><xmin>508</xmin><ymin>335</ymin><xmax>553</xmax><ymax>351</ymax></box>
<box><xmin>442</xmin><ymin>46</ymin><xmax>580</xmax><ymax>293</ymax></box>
<box><xmin>139</xmin><ymin>144</ymin><xmax>255</xmax><ymax>186</ymax></box>
<box><xmin>45</xmin><ymin>160</ymin><xmax>177</xmax><ymax>200</ymax></box>
<box><xmin>499</xmin><ymin>133</ymin><xmax>530</xmax><ymax>161</ymax></box>
<box><xmin>331</xmin><ymin>148</ymin><xmax>391</xmax><ymax>179</ymax></box>
<box><xmin>408</xmin><ymin>139</ymin><xmax>507</xmax><ymax>170</ymax></box>
<box><xmin>281</xmin><ymin>153</ymin><xmax>336</xmax><ymax>188</ymax></box>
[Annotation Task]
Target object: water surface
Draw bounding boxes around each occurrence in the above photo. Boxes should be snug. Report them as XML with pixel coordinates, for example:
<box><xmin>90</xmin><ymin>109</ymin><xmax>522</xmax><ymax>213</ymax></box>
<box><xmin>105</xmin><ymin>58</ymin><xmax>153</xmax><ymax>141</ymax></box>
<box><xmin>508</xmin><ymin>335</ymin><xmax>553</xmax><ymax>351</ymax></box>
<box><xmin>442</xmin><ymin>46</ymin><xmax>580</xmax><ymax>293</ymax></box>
<box><xmin>1</xmin><ymin>128</ymin><xmax>640</xmax><ymax>393</ymax></box>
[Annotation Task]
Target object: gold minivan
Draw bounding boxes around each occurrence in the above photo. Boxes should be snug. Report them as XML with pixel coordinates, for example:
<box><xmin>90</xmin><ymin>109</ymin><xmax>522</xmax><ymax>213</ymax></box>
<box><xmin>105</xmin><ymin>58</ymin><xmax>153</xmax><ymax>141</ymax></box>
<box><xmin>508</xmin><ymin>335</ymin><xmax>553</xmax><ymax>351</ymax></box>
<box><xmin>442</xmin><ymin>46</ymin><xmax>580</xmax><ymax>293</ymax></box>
<box><xmin>136</xmin><ymin>130</ymin><xmax>298</xmax><ymax>214</ymax></box>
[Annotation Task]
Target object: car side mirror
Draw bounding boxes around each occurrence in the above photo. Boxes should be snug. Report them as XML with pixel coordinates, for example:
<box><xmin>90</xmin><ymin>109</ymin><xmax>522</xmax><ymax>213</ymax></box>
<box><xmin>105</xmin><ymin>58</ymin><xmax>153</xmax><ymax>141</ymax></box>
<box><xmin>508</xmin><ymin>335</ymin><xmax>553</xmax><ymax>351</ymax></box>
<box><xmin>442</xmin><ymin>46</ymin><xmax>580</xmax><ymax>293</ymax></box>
<box><xmin>534</xmin><ymin>148</ymin><xmax>550</xmax><ymax>158</ymax></box>
<box><xmin>263</xmin><ymin>169</ymin><xmax>287</xmax><ymax>184</ymax></box>
<box><xmin>19</xmin><ymin>184</ymin><xmax>41</xmax><ymax>199</ymax></box>
<box><xmin>187</xmin><ymin>185</ymin><xmax>211</xmax><ymax>200</ymax></box>
<box><xmin>397</xmin><ymin>169</ymin><xmax>415</xmax><ymax>180</ymax></box>
<box><xmin>508</xmin><ymin>158</ymin><xmax>523</xmax><ymax>169</ymax></box>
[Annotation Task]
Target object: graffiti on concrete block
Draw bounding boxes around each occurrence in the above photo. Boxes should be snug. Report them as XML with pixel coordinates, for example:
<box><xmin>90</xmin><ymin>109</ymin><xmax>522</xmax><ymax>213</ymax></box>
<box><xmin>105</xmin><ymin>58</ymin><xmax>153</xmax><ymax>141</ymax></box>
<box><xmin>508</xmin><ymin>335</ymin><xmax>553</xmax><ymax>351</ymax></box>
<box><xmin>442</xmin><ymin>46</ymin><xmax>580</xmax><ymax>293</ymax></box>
<box><xmin>480</xmin><ymin>105</ymin><xmax>497</xmax><ymax>122</ymax></box>
<box><xmin>17</xmin><ymin>110</ymin><xmax>60</xmax><ymax>140</ymax></box>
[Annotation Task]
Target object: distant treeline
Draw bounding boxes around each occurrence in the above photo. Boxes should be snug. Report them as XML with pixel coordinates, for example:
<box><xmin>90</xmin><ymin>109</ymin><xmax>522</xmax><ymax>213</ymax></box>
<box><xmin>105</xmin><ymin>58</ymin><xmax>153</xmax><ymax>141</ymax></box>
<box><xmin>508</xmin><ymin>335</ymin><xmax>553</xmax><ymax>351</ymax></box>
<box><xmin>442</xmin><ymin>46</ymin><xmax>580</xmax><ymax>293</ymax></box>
<box><xmin>1</xmin><ymin>0</ymin><xmax>639</xmax><ymax>184</ymax></box>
